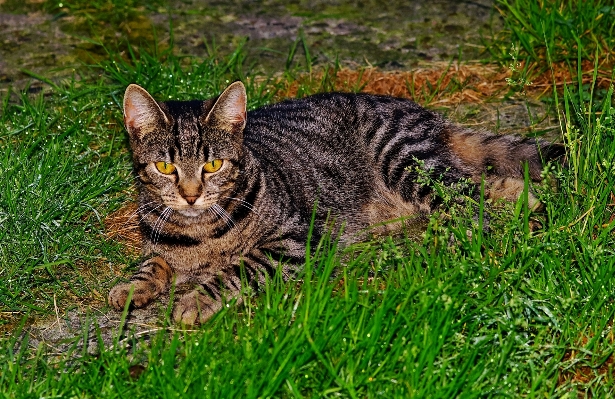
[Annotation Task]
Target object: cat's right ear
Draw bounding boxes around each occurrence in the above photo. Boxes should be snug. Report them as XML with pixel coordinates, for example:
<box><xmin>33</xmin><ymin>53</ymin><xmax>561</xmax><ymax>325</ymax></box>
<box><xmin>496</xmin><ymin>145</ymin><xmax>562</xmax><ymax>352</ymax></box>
<box><xmin>123</xmin><ymin>84</ymin><xmax>169</xmax><ymax>141</ymax></box>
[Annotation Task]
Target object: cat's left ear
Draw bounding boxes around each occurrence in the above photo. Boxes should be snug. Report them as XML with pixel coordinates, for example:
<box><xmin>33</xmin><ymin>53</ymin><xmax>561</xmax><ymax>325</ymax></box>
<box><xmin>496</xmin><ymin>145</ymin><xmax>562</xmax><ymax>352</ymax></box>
<box><xmin>203</xmin><ymin>81</ymin><xmax>247</xmax><ymax>134</ymax></box>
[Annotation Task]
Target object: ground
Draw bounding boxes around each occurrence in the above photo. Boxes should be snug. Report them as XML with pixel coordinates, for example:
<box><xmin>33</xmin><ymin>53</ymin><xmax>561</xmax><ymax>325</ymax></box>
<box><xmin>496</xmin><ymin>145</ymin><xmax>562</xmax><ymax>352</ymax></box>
<box><xmin>6</xmin><ymin>1</ymin><xmax>613</xmax><ymax>395</ymax></box>
<box><xmin>1</xmin><ymin>0</ymin><xmax>565</xmax><ymax>352</ymax></box>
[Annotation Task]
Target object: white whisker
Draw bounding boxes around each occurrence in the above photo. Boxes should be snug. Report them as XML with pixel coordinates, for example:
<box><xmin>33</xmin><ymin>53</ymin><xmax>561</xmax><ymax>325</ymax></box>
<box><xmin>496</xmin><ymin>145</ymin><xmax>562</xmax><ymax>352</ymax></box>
<box><xmin>152</xmin><ymin>207</ymin><xmax>173</xmax><ymax>247</ymax></box>
<box><xmin>138</xmin><ymin>203</ymin><xmax>164</xmax><ymax>225</ymax></box>
<box><xmin>124</xmin><ymin>201</ymin><xmax>158</xmax><ymax>226</ymax></box>
<box><xmin>213</xmin><ymin>204</ymin><xmax>237</xmax><ymax>229</ymax></box>
<box><xmin>222</xmin><ymin>196</ymin><xmax>261</xmax><ymax>217</ymax></box>
<box><xmin>207</xmin><ymin>207</ymin><xmax>218</xmax><ymax>221</ymax></box>
<box><xmin>210</xmin><ymin>203</ymin><xmax>248</xmax><ymax>246</ymax></box>
<box><xmin>210</xmin><ymin>204</ymin><xmax>232</xmax><ymax>229</ymax></box>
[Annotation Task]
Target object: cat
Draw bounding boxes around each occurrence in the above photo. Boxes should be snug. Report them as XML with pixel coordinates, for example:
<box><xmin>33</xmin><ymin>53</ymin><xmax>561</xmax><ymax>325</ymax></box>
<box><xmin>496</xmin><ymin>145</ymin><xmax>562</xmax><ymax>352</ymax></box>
<box><xmin>108</xmin><ymin>81</ymin><xmax>564</xmax><ymax>325</ymax></box>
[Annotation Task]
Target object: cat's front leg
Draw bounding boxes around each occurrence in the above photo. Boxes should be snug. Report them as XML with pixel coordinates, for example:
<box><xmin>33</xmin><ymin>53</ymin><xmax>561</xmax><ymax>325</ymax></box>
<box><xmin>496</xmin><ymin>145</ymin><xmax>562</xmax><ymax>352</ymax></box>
<box><xmin>108</xmin><ymin>256</ymin><xmax>173</xmax><ymax>310</ymax></box>
<box><xmin>172</xmin><ymin>245</ymin><xmax>301</xmax><ymax>325</ymax></box>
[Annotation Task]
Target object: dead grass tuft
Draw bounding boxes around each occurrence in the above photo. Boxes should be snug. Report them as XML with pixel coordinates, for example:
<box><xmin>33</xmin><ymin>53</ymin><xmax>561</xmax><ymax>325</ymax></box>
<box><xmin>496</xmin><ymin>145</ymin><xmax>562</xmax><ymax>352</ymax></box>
<box><xmin>272</xmin><ymin>61</ymin><xmax>614</xmax><ymax>106</ymax></box>
<box><xmin>558</xmin><ymin>331</ymin><xmax>615</xmax><ymax>392</ymax></box>
<box><xmin>104</xmin><ymin>201</ymin><xmax>142</xmax><ymax>253</ymax></box>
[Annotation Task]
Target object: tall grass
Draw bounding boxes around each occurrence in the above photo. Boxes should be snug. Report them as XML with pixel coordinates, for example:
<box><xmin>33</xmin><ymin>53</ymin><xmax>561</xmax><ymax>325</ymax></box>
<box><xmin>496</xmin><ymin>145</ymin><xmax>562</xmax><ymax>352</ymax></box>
<box><xmin>1</xmin><ymin>46</ymin><xmax>614</xmax><ymax>396</ymax></box>
<box><xmin>0</xmin><ymin>85</ymin><xmax>129</xmax><ymax>315</ymax></box>
<box><xmin>489</xmin><ymin>0</ymin><xmax>615</xmax><ymax>66</ymax></box>
<box><xmin>1</xmin><ymin>1</ymin><xmax>615</xmax><ymax>395</ymax></box>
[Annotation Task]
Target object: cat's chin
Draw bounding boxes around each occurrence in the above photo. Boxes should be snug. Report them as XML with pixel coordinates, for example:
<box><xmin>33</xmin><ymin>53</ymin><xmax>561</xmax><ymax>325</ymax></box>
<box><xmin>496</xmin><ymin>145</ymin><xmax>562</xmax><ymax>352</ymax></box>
<box><xmin>177</xmin><ymin>208</ymin><xmax>206</xmax><ymax>217</ymax></box>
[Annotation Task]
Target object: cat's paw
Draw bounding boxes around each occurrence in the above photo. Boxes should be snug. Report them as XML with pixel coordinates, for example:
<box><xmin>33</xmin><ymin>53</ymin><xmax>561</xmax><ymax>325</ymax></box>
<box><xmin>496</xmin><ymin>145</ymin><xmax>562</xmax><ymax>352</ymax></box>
<box><xmin>172</xmin><ymin>291</ymin><xmax>221</xmax><ymax>326</ymax></box>
<box><xmin>108</xmin><ymin>282</ymin><xmax>156</xmax><ymax>310</ymax></box>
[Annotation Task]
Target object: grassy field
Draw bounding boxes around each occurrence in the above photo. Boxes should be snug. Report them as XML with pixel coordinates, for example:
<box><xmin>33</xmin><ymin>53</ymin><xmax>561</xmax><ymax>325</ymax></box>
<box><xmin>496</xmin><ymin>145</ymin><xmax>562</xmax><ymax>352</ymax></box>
<box><xmin>1</xmin><ymin>0</ymin><xmax>615</xmax><ymax>397</ymax></box>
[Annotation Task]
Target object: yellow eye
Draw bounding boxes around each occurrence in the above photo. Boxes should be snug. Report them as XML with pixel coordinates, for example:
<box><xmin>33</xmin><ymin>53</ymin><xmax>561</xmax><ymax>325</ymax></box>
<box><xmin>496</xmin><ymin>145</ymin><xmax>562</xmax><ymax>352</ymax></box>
<box><xmin>155</xmin><ymin>161</ymin><xmax>176</xmax><ymax>175</ymax></box>
<box><xmin>203</xmin><ymin>159</ymin><xmax>223</xmax><ymax>173</ymax></box>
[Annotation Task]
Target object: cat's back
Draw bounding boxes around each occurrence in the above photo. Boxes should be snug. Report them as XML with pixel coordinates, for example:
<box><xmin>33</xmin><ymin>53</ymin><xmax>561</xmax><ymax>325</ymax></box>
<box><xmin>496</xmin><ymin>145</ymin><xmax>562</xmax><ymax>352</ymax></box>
<box><xmin>241</xmin><ymin>92</ymin><xmax>447</xmax><ymax>226</ymax></box>
<box><xmin>242</xmin><ymin>93</ymin><xmax>378</xmax><ymax>216</ymax></box>
<box><xmin>244</xmin><ymin>92</ymin><xmax>368</xmax><ymax>156</ymax></box>
<box><xmin>243</xmin><ymin>92</ymin><xmax>443</xmax><ymax>171</ymax></box>
<box><xmin>244</xmin><ymin>92</ymin><xmax>435</xmax><ymax>150</ymax></box>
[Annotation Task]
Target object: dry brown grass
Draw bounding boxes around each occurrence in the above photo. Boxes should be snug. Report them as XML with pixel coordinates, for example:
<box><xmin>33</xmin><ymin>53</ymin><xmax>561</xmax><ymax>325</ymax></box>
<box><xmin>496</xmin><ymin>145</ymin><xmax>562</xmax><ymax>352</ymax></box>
<box><xmin>558</xmin><ymin>330</ymin><xmax>615</xmax><ymax>393</ymax></box>
<box><xmin>272</xmin><ymin>61</ymin><xmax>614</xmax><ymax>106</ymax></box>
<box><xmin>104</xmin><ymin>201</ymin><xmax>141</xmax><ymax>253</ymax></box>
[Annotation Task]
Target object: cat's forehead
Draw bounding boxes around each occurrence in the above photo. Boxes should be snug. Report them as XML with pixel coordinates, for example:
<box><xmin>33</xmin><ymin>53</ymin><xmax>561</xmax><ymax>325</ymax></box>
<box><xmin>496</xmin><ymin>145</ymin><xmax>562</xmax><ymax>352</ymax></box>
<box><xmin>134</xmin><ymin>98</ymin><xmax>238</xmax><ymax>162</ymax></box>
<box><xmin>157</xmin><ymin>100</ymin><xmax>209</xmax><ymax>158</ymax></box>
<box><xmin>163</xmin><ymin>99</ymin><xmax>212</xmax><ymax>118</ymax></box>
<box><xmin>163</xmin><ymin>100</ymin><xmax>206</xmax><ymax>132</ymax></box>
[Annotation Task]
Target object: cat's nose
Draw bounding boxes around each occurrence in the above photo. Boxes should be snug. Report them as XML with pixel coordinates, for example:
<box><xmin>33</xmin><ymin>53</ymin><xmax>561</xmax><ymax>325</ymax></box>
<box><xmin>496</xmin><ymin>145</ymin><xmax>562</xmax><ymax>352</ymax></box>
<box><xmin>184</xmin><ymin>195</ymin><xmax>199</xmax><ymax>205</ymax></box>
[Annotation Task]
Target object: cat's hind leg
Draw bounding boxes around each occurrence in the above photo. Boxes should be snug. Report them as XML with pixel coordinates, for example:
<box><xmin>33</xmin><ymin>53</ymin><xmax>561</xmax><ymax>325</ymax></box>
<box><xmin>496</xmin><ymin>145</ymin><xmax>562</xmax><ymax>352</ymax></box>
<box><xmin>485</xmin><ymin>177</ymin><xmax>542</xmax><ymax>211</ymax></box>
<box><xmin>108</xmin><ymin>256</ymin><xmax>173</xmax><ymax>310</ymax></box>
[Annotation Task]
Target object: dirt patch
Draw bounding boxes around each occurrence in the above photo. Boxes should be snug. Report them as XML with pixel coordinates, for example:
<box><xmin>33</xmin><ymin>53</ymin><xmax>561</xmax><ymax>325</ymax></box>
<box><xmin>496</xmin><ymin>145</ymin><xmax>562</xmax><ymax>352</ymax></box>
<box><xmin>0</xmin><ymin>12</ymin><xmax>78</xmax><ymax>87</ymax></box>
<box><xmin>557</xmin><ymin>331</ymin><xmax>615</xmax><ymax>394</ymax></box>
<box><xmin>164</xmin><ymin>0</ymin><xmax>499</xmax><ymax>72</ymax></box>
<box><xmin>0</xmin><ymin>0</ymin><xmax>500</xmax><ymax>94</ymax></box>
<box><xmin>26</xmin><ymin>294</ymin><xmax>183</xmax><ymax>355</ymax></box>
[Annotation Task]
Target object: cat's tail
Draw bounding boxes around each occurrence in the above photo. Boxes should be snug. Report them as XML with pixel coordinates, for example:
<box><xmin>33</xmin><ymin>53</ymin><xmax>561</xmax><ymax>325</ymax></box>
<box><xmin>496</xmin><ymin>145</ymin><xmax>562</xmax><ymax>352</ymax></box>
<box><xmin>445</xmin><ymin>125</ymin><xmax>566</xmax><ymax>182</ymax></box>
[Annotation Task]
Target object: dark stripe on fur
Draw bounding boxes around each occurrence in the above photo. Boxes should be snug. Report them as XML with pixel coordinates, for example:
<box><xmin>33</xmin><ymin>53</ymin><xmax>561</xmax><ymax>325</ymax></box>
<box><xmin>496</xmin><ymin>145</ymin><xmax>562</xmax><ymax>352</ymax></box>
<box><xmin>373</xmin><ymin>109</ymin><xmax>404</xmax><ymax>155</ymax></box>
<box><xmin>173</xmin><ymin>120</ymin><xmax>182</xmax><ymax>158</ymax></box>
<box><xmin>199</xmin><ymin>282</ymin><xmax>220</xmax><ymax>300</ymax></box>
<box><xmin>239</xmin><ymin>260</ymin><xmax>260</xmax><ymax>289</ymax></box>
<box><xmin>195</xmin><ymin>121</ymin><xmax>204</xmax><ymax>159</ymax></box>
<box><xmin>212</xmin><ymin>176</ymin><xmax>262</xmax><ymax>239</ymax></box>
<box><xmin>140</xmin><ymin>221</ymin><xmax>201</xmax><ymax>246</ymax></box>
<box><xmin>133</xmin><ymin>269</ymin><xmax>155</xmax><ymax>278</ymax></box>
<box><xmin>245</xmin><ymin>252</ymin><xmax>276</xmax><ymax>278</ymax></box>
<box><xmin>263</xmin><ymin>247</ymin><xmax>305</xmax><ymax>266</ymax></box>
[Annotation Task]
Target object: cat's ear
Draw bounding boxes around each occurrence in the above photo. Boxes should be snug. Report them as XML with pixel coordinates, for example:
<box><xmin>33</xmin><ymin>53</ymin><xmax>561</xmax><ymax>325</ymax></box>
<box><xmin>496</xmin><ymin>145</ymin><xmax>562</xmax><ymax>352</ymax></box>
<box><xmin>204</xmin><ymin>81</ymin><xmax>247</xmax><ymax>133</ymax></box>
<box><xmin>123</xmin><ymin>84</ymin><xmax>169</xmax><ymax>141</ymax></box>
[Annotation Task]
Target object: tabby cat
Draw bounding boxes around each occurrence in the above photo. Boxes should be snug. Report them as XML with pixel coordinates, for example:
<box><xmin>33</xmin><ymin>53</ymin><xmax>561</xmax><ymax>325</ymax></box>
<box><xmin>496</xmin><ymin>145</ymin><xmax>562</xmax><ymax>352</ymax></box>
<box><xmin>109</xmin><ymin>81</ymin><xmax>564</xmax><ymax>325</ymax></box>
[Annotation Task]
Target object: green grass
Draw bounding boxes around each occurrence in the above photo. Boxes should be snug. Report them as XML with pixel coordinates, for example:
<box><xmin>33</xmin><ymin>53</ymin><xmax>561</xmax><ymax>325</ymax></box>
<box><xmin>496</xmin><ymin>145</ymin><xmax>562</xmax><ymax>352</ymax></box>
<box><xmin>0</xmin><ymin>83</ymin><xmax>127</xmax><ymax>314</ymax></box>
<box><xmin>488</xmin><ymin>0</ymin><xmax>615</xmax><ymax>67</ymax></box>
<box><xmin>2</xmin><ymin>1</ymin><xmax>615</xmax><ymax>397</ymax></box>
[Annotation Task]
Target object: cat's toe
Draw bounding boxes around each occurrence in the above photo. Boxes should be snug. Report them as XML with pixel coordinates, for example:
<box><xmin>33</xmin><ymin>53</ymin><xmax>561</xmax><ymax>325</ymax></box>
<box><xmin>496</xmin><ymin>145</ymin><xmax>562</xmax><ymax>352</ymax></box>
<box><xmin>108</xmin><ymin>282</ymin><xmax>155</xmax><ymax>310</ymax></box>
<box><xmin>108</xmin><ymin>283</ymin><xmax>132</xmax><ymax>310</ymax></box>
<box><xmin>173</xmin><ymin>291</ymin><xmax>220</xmax><ymax>326</ymax></box>
<box><xmin>172</xmin><ymin>305</ymin><xmax>199</xmax><ymax>326</ymax></box>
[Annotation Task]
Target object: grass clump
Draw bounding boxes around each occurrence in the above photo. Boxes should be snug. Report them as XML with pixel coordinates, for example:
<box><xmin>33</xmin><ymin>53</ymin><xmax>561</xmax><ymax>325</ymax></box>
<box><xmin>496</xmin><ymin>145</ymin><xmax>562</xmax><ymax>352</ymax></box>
<box><xmin>0</xmin><ymin>87</ymin><xmax>130</xmax><ymax>323</ymax></box>
<box><xmin>489</xmin><ymin>0</ymin><xmax>615</xmax><ymax>67</ymax></box>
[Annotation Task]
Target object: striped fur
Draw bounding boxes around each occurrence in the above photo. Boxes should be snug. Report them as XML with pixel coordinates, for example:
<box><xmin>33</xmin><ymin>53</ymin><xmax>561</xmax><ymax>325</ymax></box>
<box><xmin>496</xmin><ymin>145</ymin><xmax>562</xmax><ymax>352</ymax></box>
<box><xmin>109</xmin><ymin>82</ymin><xmax>565</xmax><ymax>324</ymax></box>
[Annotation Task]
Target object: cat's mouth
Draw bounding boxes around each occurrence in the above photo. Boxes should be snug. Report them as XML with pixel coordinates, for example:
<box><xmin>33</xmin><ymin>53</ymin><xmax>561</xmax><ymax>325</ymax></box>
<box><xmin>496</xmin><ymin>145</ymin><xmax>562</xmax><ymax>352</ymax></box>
<box><xmin>165</xmin><ymin>196</ymin><xmax>219</xmax><ymax>217</ymax></box>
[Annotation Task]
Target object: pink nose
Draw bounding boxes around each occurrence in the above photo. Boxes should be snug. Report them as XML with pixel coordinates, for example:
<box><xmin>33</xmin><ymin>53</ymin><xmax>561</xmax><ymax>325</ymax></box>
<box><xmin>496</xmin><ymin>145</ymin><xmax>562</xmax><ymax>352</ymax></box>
<box><xmin>184</xmin><ymin>196</ymin><xmax>199</xmax><ymax>205</ymax></box>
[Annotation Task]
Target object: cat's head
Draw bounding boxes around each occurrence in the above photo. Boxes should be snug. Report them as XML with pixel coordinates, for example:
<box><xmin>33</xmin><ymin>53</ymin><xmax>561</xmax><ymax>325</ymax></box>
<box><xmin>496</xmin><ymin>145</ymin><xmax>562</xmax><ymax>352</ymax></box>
<box><xmin>123</xmin><ymin>82</ymin><xmax>247</xmax><ymax>217</ymax></box>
